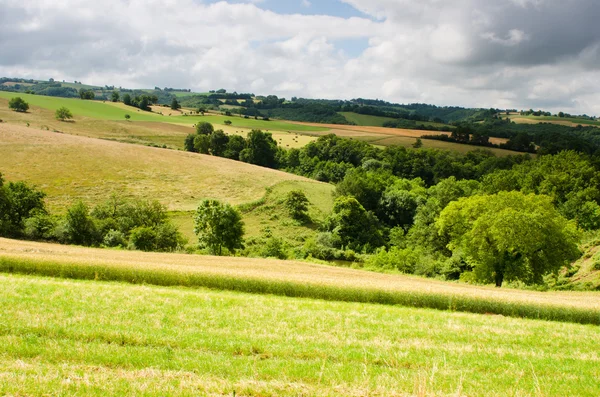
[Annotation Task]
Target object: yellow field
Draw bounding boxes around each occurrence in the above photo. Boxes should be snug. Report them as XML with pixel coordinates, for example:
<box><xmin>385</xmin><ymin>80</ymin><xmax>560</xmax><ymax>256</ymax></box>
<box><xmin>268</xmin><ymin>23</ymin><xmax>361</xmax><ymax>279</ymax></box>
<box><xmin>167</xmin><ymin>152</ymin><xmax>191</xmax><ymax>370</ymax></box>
<box><xmin>0</xmin><ymin>124</ymin><xmax>310</xmax><ymax>211</ymax></box>
<box><xmin>1</xmin><ymin>237</ymin><xmax>598</xmax><ymax>314</ymax></box>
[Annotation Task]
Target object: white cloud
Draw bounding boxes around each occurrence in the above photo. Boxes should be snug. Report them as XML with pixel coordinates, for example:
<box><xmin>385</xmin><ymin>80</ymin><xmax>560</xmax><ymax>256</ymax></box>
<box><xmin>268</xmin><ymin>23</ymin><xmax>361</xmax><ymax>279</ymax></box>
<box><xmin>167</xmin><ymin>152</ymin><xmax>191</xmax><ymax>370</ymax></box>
<box><xmin>1</xmin><ymin>0</ymin><xmax>600</xmax><ymax>114</ymax></box>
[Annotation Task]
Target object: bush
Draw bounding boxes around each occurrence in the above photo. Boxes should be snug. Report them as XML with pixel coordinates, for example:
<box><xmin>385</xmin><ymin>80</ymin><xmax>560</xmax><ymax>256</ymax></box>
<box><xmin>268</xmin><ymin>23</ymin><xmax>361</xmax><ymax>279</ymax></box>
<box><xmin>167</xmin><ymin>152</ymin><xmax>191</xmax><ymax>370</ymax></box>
<box><xmin>261</xmin><ymin>237</ymin><xmax>288</xmax><ymax>259</ymax></box>
<box><xmin>64</xmin><ymin>201</ymin><xmax>100</xmax><ymax>246</ymax></box>
<box><xmin>103</xmin><ymin>229</ymin><xmax>127</xmax><ymax>248</ymax></box>
<box><xmin>24</xmin><ymin>212</ymin><xmax>56</xmax><ymax>240</ymax></box>
<box><xmin>55</xmin><ymin>106</ymin><xmax>73</xmax><ymax>121</ymax></box>
<box><xmin>284</xmin><ymin>190</ymin><xmax>310</xmax><ymax>221</ymax></box>
<box><xmin>129</xmin><ymin>226</ymin><xmax>157</xmax><ymax>251</ymax></box>
<box><xmin>8</xmin><ymin>97</ymin><xmax>29</xmax><ymax>112</ymax></box>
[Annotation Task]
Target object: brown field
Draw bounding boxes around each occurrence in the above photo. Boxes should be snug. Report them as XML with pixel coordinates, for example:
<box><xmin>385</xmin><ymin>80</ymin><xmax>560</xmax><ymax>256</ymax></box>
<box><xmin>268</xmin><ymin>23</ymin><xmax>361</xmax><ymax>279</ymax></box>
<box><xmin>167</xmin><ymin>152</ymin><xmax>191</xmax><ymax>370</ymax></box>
<box><xmin>0</xmin><ymin>124</ymin><xmax>310</xmax><ymax>211</ymax></box>
<box><xmin>1</xmin><ymin>237</ymin><xmax>599</xmax><ymax>312</ymax></box>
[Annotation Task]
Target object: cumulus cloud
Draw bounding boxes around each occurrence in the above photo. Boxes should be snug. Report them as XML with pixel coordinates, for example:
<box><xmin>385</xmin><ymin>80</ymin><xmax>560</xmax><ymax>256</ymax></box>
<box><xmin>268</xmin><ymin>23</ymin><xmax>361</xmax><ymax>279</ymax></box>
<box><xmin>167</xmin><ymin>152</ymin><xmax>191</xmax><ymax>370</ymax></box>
<box><xmin>1</xmin><ymin>0</ymin><xmax>600</xmax><ymax>114</ymax></box>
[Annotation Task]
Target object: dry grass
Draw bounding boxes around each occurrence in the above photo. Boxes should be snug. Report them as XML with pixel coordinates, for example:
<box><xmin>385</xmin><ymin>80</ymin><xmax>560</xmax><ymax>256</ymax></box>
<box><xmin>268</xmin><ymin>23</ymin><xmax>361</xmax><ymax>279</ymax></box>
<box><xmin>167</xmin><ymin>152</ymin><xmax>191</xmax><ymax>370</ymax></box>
<box><xmin>0</xmin><ymin>124</ymin><xmax>310</xmax><ymax>211</ymax></box>
<box><xmin>1</xmin><ymin>238</ymin><xmax>599</xmax><ymax>323</ymax></box>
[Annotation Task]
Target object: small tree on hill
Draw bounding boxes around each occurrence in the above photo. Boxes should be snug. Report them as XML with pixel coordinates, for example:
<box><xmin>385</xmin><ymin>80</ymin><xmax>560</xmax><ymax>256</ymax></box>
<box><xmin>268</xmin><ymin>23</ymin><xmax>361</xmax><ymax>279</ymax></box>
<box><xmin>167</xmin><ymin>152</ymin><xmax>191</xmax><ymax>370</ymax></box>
<box><xmin>8</xmin><ymin>97</ymin><xmax>29</xmax><ymax>112</ymax></box>
<box><xmin>111</xmin><ymin>91</ymin><xmax>120</xmax><ymax>102</ymax></box>
<box><xmin>55</xmin><ymin>107</ymin><xmax>73</xmax><ymax>121</ymax></box>
<box><xmin>171</xmin><ymin>97</ymin><xmax>181</xmax><ymax>110</ymax></box>
<box><xmin>285</xmin><ymin>190</ymin><xmax>310</xmax><ymax>221</ymax></box>
<box><xmin>194</xmin><ymin>199</ymin><xmax>244</xmax><ymax>255</ymax></box>
<box><xmin>124</xmin><ymin>114</ymin><xmax>131</xmax><ymax>120</ymax></box>
<box><xmin>196</xmin><ymin>122</ymin><xmax>214</xmax><ymax>135</ymax></box>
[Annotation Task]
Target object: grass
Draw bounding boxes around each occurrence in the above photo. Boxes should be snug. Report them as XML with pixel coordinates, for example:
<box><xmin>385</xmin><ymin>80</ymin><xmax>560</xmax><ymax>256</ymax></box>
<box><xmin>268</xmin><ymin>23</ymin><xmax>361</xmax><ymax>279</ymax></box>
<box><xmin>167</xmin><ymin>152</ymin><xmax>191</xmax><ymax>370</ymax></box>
<box><xmin>0</xmin><ymin>124</ymin><xmax>310</xmax><ymax>211</ymax></box>
<box><xmin>1</xmin><ymin>273</ymin><xmax>600</xmax><ymax>396</ymax></box>
<box><xmin>171</xmin><ymin>180</ymin><xmax>335</xmax><ymax>249</ymax></box>
<box><xmin>1</xmin><ymin>238</ymin><xmax>599</xmax><ymax>325</ymax></box>
<box><xmin>340</xmin><ymin>112</ymin><xmax>450</xmax><ymax>130</ymax></box>
<box><xmin>340</xmin><ymin>112</ymin><xmax>399</xmax><ymax>127</ymax></box>
<box><xmin>504</xmin><ymin>113</ymin><xmax>600</xmax><ymax>127</ymax></box>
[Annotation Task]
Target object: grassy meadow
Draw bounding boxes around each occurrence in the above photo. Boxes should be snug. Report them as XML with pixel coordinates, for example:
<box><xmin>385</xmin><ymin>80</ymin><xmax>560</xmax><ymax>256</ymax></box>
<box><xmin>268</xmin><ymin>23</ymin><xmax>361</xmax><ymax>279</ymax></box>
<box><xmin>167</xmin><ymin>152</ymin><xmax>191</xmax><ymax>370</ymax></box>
<box><xmin>1</xmin><ymin>273</ymin><xmax>599</xmax><ymax>396</ymax></box>
<box><xmin>0</xmin><ymin>124</ymin><xmax>310</xmax><ymax>211</ymax></box>
<box><xmin>504</xmin><ymin>113</ymin><xmax>600</xmax><ymax>127</ymax></box>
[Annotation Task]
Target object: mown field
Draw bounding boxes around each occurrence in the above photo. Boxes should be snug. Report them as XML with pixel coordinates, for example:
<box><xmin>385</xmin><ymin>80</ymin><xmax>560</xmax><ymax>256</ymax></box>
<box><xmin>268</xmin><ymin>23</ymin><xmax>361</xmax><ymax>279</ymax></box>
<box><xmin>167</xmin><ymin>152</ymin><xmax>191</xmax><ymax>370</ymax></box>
<box><xmin>504</xmin><ymin>113</ymin><xmax>600</xmax><ymax>127</ymax></box>
<box><xmin>1</xmin><ymin>238</ymin><xmax>599</xmax><ymax>325</ymax></box>
<box><xmin>0</xmin><ymin>124</ymin><xmax>310</xmax><ymax>211</ymax></box>
<box><xmin>1</xmin><ymin>272</ymin><xmax>599</xmax><ymax>396</ymax></box>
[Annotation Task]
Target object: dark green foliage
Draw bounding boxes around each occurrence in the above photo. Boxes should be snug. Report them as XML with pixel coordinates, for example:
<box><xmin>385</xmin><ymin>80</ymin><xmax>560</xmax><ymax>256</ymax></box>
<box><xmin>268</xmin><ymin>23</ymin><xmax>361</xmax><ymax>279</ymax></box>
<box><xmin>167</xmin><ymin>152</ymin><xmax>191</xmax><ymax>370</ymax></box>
<box><xmin>170</xmin><ymin>97</ymin><xmax>181</xmax><ymax>110</ymax></box>
<box><xmin>129</xmin><ymin>227</ymin><xmax>157</xmax><ymax>251</ymax></box>
<box><xmin>111</xmin><ymin>91</ymin><xmax>120</xmax><ymax>102</ymax></box>
<box><xmin>8</xmin><ymin>97</ymin><xmax>29</xmax><ymax>112</ymax></box>
<box><xmin>0</xmin><ymin>178</ymin><xmax>47</xmax><ymax>237</ymax></box>
<box><xmin>194</xmin><ymin>199</ymin><xmax>245</xmax><ymax>255</ymax></box>
<box><xmin>78</xmin><ymin>89</ymin><xmax>95</xmax><ymax>100</ymax></box>
<box><xmin>223</xmin><ymin>135</ymin><xmax>246</xmax><ymax>160</ymax></box>
<box><xmin>184</xmin><ymin>134</ymin><xmax>197</xmax><ymax>153</ymax></box>
<box><xmin>123</xmin><ymin>94</ymin><xmax>132</xmax><ymax>106</ymax></box>
<box><xmin>240</xmin><ymin>130</ymin><xmax>278</xmax><ymax>168</ymax></box>
<box><xmin>209</xmin><ymin>130</ymin><xmax>229</xmax><ymax>156</ymax></box>
<box><xmin>196</xmin><ymin>122</ymin><xmax>214</xmax><ymax>135</ymax></box>
<box><xmin>65</xmin><ymin>201</ymin><xmax>100</xmax><ymax>246</ymax></box>
<box><xmin>194</xmin><ymin>135</ymin><xmax>210</xmax><ymax>154</ymax></box>
<box><xmin>325</xmin><ymin>196</ymin><xmax>385</xmax><ymax>252</ymax></box>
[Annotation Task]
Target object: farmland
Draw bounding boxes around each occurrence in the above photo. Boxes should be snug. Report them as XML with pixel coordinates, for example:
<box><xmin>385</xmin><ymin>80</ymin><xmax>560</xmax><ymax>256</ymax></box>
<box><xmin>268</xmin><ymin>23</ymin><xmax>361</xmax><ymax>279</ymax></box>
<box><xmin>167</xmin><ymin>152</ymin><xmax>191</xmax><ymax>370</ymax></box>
<box><xmin>0</xmin><ymin>124</ymin><xmax>310</xmax><ymax>211</ymax></box>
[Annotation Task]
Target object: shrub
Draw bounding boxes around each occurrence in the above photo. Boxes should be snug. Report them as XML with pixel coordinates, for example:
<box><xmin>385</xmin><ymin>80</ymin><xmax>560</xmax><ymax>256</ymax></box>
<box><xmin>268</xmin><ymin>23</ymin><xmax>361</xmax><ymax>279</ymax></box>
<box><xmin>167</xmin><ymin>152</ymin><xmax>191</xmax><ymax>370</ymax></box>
<box><xmin>284</xmin><ymin>190</ymin><xmax>310</xmax><ymax>221</ymax></box>
<box><xmin>8</xmin><ymin>97</ymin><xmax>29</xmax><ymax>112</ymax></box>
<box><xmin>129</xmin><ymin>226</ymin><xmax>157</xmax><ymax>251</ymax></box>
<box><xmin>24</xmin><ymin>212</ymin><xmax>56</xmax><ymax>240</ymax></box>
<box><xmin>103</xmin><ymin>229</ymin><xmax>127</xmax><ymax>248</ymax></box>
<box><xmin>261</xmin><ymin>237</ymin><xmax>288</xmax><ymax>259</ymax></box>
<box><xmin>55</xmin><ymin>106</ymin><xmax>73</xmax><ymax>121</ymax></box>
<box><xmin>65</xmin><ymin>201</ymin><xmax>100</xmax><ymax>246</ymax></box>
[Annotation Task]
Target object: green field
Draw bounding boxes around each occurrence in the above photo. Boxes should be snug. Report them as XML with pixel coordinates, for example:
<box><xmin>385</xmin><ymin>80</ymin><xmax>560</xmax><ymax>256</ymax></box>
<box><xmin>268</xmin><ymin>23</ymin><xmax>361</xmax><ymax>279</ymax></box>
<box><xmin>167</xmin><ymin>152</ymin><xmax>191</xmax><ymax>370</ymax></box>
<box><xmin>505</xmin><ymin>113</ymin><xmax>600</xmax><ymax>127</ymax></box>
<box><xmin>1</xmin><ymin>273</ymin><xmax>599</xmax><ymax>396</ymax></box>
<box><xmin>340</xmin><ymin>112</ymin><xmax>398</xmax><ymax>126</ymax></box>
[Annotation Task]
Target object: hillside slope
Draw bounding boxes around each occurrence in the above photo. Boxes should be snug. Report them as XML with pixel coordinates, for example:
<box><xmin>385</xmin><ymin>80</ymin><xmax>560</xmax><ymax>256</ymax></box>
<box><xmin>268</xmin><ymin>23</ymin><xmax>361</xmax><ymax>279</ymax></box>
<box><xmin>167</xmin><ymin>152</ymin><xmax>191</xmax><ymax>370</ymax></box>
<box><xmin>0</xmin><ymin>124</ymin><xmax>311</xmax><ymax>211</ymax></box>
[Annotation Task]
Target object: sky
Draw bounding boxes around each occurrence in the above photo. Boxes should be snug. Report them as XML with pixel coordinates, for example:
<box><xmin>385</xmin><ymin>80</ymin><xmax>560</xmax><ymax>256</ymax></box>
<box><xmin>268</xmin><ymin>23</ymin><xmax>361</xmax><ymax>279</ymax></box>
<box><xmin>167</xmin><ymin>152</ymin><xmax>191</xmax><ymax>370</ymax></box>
<box><xmin>1</xmin><ymin>0</ymin><xmax>600</xmax><ymax>115</ymax></box>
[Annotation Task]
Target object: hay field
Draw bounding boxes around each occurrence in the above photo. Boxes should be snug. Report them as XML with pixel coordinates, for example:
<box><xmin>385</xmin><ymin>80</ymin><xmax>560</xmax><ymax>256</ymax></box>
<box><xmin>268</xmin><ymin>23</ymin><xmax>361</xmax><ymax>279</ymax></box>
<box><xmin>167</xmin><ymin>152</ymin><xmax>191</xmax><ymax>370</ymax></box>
<box><xmin>1</xmin><ymin>238</ymin><xmax>599</xmax><ymax>324</ymax></box>
<box><xmin>1</xmin><ymin>273</ymin><xmax>599</xmax><ymax>396</ymax></box>
<box><xmin>0</xmin><ymin>124</ymin><xmax>310</xmax><ymax>211</ymax></box>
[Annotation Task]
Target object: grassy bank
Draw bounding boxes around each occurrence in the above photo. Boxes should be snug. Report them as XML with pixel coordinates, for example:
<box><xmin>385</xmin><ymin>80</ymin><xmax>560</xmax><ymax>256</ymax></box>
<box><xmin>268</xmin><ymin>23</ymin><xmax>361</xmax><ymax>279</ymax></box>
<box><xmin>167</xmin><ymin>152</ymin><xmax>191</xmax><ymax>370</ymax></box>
<box><xmin>1</xmin><ymin>273</ymin><xmax>599</xmax><ymax>396</ymax></box>
<box><xmin>1</xmin><ymin>239</ymin><xmax>599</xmax><ymax>325</ymax></box>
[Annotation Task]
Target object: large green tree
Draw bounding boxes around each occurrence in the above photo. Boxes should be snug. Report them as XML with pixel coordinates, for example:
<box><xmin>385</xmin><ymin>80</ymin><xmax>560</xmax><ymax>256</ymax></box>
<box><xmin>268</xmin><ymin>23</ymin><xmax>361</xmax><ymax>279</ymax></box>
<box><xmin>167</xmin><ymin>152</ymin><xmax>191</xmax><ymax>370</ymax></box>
<box><xmin>437</xmin><ymin>191</ymin><xmax>580</xmax><ymax>287</ymax></box>
<box><xmin>325</xmin><ymin>196</ymin><xmax>384</xmax><ymax>252</ymax></box>
<box><xmin>194</xmin><ymin>199</ymin><xmax>244</xmax><ymax>255</ymax></box>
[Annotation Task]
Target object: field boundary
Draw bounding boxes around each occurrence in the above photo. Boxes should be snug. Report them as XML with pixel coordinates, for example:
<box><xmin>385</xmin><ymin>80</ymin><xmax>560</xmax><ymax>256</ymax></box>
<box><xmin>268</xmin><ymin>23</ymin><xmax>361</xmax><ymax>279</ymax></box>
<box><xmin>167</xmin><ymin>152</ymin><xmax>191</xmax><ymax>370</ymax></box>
<box><xmin>1</xmin><ymin>256</ymin><xmax>598</xmax><ymax>325</ymax></box>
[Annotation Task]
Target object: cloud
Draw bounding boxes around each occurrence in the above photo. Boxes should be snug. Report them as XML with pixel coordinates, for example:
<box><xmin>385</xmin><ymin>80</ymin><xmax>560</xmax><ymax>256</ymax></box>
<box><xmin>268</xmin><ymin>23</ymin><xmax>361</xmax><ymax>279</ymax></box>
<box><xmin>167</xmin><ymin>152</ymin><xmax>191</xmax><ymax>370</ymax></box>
<box><xmin>1</xmin><ymin>0</ymin><xmax>600</xmax><ymax>115</ymax></box>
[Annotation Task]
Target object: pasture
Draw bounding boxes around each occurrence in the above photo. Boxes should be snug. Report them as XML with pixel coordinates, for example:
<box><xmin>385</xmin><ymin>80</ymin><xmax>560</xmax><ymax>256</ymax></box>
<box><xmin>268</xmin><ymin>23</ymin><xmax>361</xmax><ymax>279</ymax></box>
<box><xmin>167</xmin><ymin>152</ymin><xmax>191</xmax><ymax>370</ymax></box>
<box><xmin>1</xmin><ymin>272</ymin><xmax>599</xmax><ymax>396</ymax></box>
<box><xmin>0</xmin><ymin>124</ymin><xmax>309</xmax><ymax>211</ymax></box>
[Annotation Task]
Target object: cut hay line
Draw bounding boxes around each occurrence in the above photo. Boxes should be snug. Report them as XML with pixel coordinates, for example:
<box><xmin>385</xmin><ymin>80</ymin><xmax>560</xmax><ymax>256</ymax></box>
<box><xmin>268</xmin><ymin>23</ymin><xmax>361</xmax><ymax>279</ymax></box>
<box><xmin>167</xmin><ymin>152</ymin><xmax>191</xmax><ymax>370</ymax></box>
<box><xmin>1</xmin><ymin>238</ymin><xmax>599</xmax><ymax>325</ymax></box>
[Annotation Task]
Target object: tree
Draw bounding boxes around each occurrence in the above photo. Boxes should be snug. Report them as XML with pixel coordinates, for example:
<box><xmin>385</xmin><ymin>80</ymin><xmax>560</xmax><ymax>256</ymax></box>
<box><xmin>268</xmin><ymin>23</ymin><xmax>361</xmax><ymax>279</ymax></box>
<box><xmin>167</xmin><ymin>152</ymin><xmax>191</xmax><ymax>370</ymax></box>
<box><xmin>224</xmin><ymin>120</ymin><xmax>232</xmax><ymax>125</ymax></box>
<box><xmin>124</xmin><ymin>114</ymin><xmax>131</xmax><ymax>120</ymax></box>
<box><xmin>171</xmin><ymin>97</ymin><xmax>181</xmax><ymax>110</ymax></box>
<box><xmin>196</xmin><ymin>122</ymin><xmax>214</xmax><ymax>135</ymax></box>
<box><xmin>55</xmin><ymin>107</ymin><xmax>73</xmax><ymax>121</ymax></box>
<box><xmin>123</xmin><ymin>94</ymin><xmax>132</xmax><ymax>106</ymax></box>
<box><xmin>209</xmin><ymin>130</ymin><xmax>229</xmax><ymax>156</ymax></box>
<box><xmin>285</xmin><ymin>190</ymin><xmax>310</xmax><ymax>221</ymax></box>
<box><xmin>223</xmin><ymin>135</ymin><xmax>246</xmax><ymax>160</ymax></box>
<box><xmin>325</xmin><ymin>196</ymin><xmax>384</xmax><ymax>252</ymax></box>
<box><xmin>111</xmin><ymin>91</ymin><xmax>120</xmax><ymax>102</ymax></box>
<box><xmin>79</xmin><ymin>89</ymin><xmax>95</xmax><ymax>100</ymax></box>
<box><xmin>184</xmin><ymin>133</ymin><xmax>198</xmax><ymax>152</ymax></box>
<box><xmin>194</xmin><ymin>135</ymin><xmax>210</xmax><ymax>154</ymax></box>
<box><xmin>8</xmin><ymin>97</ymin><xmax>29</xmax><ymax>112</ymax></box>
<box><xmin>239</xmin><ymin>130</ymin><xmax>278</xmax><ymax>168</ymax></box>
<box><xmin>194</xmin><ymin>199</ymin><xmax>244</xmax><ymax>255</ymax></box>
<box><xmin>437</xmin><ymin>191</ymin><xmax>580</xmax><ymax>287</ymax></box>
<box><xmin>64</xmin><ymin>201</ymin><xmax>99</xmax><ymax>246</ymax></box>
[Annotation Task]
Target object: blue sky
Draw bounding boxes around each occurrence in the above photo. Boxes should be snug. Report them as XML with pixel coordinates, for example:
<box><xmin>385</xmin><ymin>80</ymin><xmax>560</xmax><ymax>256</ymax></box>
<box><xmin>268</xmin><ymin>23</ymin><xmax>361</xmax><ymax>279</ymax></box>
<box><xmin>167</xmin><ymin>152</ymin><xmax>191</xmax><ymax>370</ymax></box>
<box><xmin>204</xmin><ymin>0</ymin><xmax>367</xmax><ymax>18</ymax></box>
